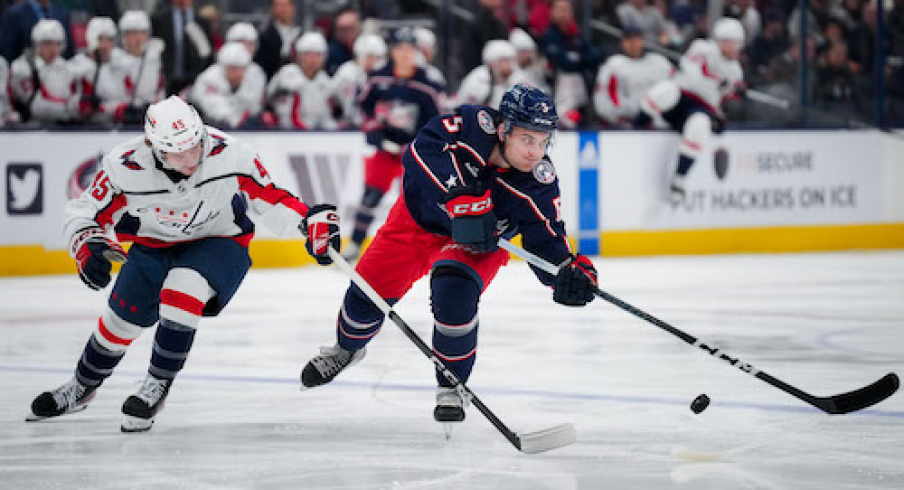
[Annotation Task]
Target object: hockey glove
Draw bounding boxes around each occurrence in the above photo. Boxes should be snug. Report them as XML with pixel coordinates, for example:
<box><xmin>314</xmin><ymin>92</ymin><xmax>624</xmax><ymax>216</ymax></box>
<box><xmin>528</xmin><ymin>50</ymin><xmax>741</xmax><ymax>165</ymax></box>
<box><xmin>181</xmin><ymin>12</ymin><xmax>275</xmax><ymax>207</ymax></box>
<box><xmin>72</xmin><ymin>227</ymin><xmax>127</xmax><ymax>291</ymax></box>
<box><xmin>553</xmin><ymin>254</ymin><xmax>598</xmax><ymax>306</ymax></box>
<box><xmin>444</xmin><ymin>186</ymin><xmax>498</xmax><ymax>253</ymax></box>
<box><xmin>302</xmin><ymin>204</ymin><xmax>341</xmax><ymax>265</ymax></box>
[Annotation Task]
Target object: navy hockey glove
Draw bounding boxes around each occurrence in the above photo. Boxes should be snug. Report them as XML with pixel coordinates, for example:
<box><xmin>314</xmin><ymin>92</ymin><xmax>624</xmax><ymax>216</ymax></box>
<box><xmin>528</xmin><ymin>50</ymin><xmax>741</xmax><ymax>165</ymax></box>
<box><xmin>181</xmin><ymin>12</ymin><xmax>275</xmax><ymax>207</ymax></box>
<box><xmin>444</xmin><ymin>186</ymin><xmax>498</xmax><ymax>253</ymax></box>
<box><xmin>302</xmin><ymin>204</ymin><xmax>341</xmax><ymax>265</ymax></box>
<box><xmin>553</xmin><ymin>254</ymin><xmax>598</xmax><ymax>306</ymax></box>
<box><xmin>72</xmin><ymin>227</ymin><xmax>127</xmax><ymax>291</ymax></box>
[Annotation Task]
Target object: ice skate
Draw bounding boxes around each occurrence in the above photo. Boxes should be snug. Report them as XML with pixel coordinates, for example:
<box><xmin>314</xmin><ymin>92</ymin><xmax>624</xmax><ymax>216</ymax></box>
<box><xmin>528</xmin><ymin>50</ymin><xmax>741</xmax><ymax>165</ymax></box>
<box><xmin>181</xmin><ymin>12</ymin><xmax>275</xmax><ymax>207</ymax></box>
<box><xmin>434</xmin><ymin>386</ymin><xmax>468</xmax><ymax>439</ymax></box>
<box><xmin>300</xmin><ymin>344</ymin><xmax>365</xmax><ymax>389</ymax></box>
<box><xmin>668</xmin><ymin>174</ymin><xmax>687</xmax><ymax>205</ymax></box>
<box><xmin>27</xmin><ymin>377</ymin><xmax>99</xmax><ymax>421</ymax></box>
<box><xmin>121</xmin><ymin>375</ymin><xmax>172</xmax><ymax>433</ymax></box>
<box><xmin>340</xmin><ymin>242</ymin><xmax>361</xmax><ymax>263</ymax></box>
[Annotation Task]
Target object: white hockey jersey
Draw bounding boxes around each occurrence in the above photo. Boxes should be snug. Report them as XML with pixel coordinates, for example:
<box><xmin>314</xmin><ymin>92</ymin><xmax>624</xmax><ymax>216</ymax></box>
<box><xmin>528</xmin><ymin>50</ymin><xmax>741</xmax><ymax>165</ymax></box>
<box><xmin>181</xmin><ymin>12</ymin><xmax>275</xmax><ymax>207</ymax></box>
<box><xmin>0</xmin><ymin>57</ymin><xmax>17</xmax><ymax>126</ymax></box>
<box><xmin>63</xmin><ymin>127</ymin><xmax>308</xmax><ymax>255</ymax></box>
<box><xmin>594</xmin><ymin>52</ymin><xmax>673</xmax><ymax>125</ymax></box>
<box><xmin>10</xmin><ymin>52</ymin><xmax>78</xmax><ymax>123</ymax></box>
<box><xmin>190</xmin><ymin>62</ymin><xmax>266</xmax><ymax>128</ymax></box>
<box><xmin>456</xmin><ymin>66</ymin><xmax>531</xmax><ymax>110</ymax></box>
<box><xmin>266</xmin><ymin>64</ymin><xmax>338</xmax><ymax>130</ymax></box>
<box><xmin>122</xmin><ymin>45</ymin><xmax>165</xmax><ymax>108</ymax></box>
<box><xmin>673</xmin><ymin>39</ymin><xmax>744</xmax><ymax>110</ymax></box>
<box><xmin>332</xmin><ymin>59</ymin><xmax>367</xmax><ymax>128</ymax></box>
<box><xmin>69</xmin><ymin>48</ymin><xmax>134</xmax><ymax>122</ymax></box>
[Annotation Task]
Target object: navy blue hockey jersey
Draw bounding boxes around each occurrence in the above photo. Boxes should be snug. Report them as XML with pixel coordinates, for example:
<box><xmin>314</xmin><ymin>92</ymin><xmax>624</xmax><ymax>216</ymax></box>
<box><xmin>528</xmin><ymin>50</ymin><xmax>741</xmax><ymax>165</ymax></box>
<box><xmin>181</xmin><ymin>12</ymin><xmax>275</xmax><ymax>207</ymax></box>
<box><xmin>401</xmin><ymin>104</ymin><xmax>574</xmax><ymax>285</ymax></box>
<box><xmin>358</xmin><ymin>62</ymin><xmax>444</xmax><ymax>150</ymax></box>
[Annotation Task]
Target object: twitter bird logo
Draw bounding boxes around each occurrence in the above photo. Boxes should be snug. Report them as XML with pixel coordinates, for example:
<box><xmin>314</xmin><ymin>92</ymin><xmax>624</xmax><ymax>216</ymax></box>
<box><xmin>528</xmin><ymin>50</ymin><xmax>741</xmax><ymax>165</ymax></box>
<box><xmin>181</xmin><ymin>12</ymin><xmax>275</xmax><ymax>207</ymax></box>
<box><xmin>7</xmin><ymin>164</ymin><xmax>43</xmax><ymax>215</ymax></box>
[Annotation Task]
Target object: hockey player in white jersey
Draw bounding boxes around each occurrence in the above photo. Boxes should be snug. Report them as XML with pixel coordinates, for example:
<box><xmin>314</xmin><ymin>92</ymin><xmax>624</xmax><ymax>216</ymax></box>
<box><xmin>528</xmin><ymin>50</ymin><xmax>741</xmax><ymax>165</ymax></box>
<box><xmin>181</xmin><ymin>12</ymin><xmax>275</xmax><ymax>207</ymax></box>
<box><xmin>69</xmin><ymin>17</ymin><xmax>134</xmax><ymax>124</ymax></box>
<box><xmin>26</xmin><ymin>96</ymin><xmax>341</xmax><ymax>432</ymax></box>
<box><xmin>456</xmin><ymin>40</ymin><xmax>530</xmax><ymax>110</ymax></box>
<box><xmin>118</xmin><ymin>11</ymin><xmax>165</xmax><ymax>125</ymax></box>
<box><xmin>635</xmin><ymin>18</ymin><xmax>746</xmax><ymax>204</ymax></box>
<box><xmin>509</xmin><ymin>27</ymin><xmax>549</xmax><ymax>93</ymax></box>
<box><xmin>594</xmin><ymin>27</ymin><xmax>673</xmax><ymax>127</ymax></box>
<box><xmin>0</xmin><ymin>56</ymin><xmax>19</xmax><ymax>126</ymax></box>
<box><xmin>266</xmin><ymin>31</ymin><xmax>339</xmax><ymax>130</ymax></box>
<box><xmin>333</xmin><ymin>33</ymin><xmax>386</xmax><ymax>129</ymax></box>
<box><xmin>413</xmin><ymin>27</ymin><xmax>445</xmax><ymax>86</ymax></box>
<box><xmin>10</xmin><ymin>19</ymin><xmax>78</xmax><ymax>124</ymax></box>
<box><xmin>190</xmin><ymin>42</ymin><xmax>265</xmax><ymax>129</ymax></box>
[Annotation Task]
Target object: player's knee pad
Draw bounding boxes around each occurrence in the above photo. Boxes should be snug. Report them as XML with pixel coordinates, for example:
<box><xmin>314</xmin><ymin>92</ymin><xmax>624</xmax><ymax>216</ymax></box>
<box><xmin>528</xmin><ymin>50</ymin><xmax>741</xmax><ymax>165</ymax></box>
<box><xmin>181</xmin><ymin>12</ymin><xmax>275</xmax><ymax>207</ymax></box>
<box><xmin>680</xmin><ymin>112</ymin><xmax>712</xmax><ymax>157</ymax></box>
<box><xmin>94</xmin><ymin>308</ymin><xmax>145</xmax><ymax>353</ymax></box>
<box><xmin>430</xmin><ymin>265</ymin><xmax>480</xmax><ymax>336</ymax></box>
<box><xmin>361</xmin><ymin>186</ymin><xmax>385</xmax><ymax>209</ymax></box>
<box><xmin>641</xmin><ymin>80</ymin><xmax>680</xmax><ymax>116</ymax></box>
<box><xmin>159</xmin><ymin>268</ymin><xmax>214</xmax><ymax>329</ymax></box>
<box><xmin>338</xmin><ymin>284</ymin><xmax>385</xmax><ymax>343</ymax></box>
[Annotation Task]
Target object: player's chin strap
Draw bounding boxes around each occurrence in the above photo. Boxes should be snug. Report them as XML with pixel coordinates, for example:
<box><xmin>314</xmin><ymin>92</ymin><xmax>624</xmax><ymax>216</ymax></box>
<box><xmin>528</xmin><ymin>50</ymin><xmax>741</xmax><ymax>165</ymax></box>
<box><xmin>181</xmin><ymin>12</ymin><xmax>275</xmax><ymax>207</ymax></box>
<box><xmin>497</xmin><ymin>238</ymin><xmax>900</xmax><ymax>415</ymax></box>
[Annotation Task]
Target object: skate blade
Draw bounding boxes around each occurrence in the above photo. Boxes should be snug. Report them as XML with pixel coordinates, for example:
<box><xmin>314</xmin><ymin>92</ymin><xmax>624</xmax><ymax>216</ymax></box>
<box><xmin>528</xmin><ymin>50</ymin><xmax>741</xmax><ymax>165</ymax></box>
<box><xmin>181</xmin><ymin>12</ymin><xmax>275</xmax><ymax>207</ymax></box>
<box><xmin>121</xmin><ymin>414</ymin><xmax>155</xmax><ymax>433</ymax></box>
<box><xmin>25</xmin><ymin>404</ymin><xmax>88</xmax><ymax>422</ymax></box>
<box><xmin>442</xmin><ymin>422</ymin><xmax>460</xmax><ymax>440</ymax></box>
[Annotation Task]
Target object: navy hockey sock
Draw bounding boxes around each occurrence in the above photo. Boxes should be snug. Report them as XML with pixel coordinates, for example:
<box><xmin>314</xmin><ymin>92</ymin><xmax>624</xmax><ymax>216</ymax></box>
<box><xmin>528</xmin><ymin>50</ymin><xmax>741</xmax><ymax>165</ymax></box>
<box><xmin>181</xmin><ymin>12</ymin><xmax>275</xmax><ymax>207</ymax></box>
<box><xmin>337</xmin><ymin>284</ymin><xmax>391</xmax><ymax>352</ymax></box>
<box><xmin>675</xmin><ymin>154</ymin><xmax>695</xmax><ymax>177</ymax></box>
<box><xmin>148</xmin><ymin>319</ymin><xmax>197</xmax><ymax>380</ymax></box>
<box><xmin>430</xmin><ymin>266</ymin><xmax>481</xmax><ymax>387</ymax></box>
<box><xmin>76</xmin><ymin>334</ymin><xmax>126</xmax><ymax>387</ymax></box>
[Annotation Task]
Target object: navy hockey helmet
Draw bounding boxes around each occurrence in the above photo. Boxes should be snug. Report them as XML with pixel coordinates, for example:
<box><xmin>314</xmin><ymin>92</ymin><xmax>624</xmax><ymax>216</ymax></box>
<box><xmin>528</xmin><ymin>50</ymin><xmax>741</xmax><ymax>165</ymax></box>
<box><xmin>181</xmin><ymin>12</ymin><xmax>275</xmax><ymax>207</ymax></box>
<box><xmin>499</xmin><ymin>84</ymin><xmax>558</xmax><ymax>134</ymax></box>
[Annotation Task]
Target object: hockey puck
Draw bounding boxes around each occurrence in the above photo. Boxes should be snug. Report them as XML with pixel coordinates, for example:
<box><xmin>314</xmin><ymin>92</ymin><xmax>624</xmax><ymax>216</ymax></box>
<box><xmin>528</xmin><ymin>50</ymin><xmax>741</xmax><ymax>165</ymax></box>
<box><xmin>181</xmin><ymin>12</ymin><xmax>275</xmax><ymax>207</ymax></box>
<box><xmin>690</xmin><ymin>394</ymin><xmax>710</xmax><ymax>414</ymax></box>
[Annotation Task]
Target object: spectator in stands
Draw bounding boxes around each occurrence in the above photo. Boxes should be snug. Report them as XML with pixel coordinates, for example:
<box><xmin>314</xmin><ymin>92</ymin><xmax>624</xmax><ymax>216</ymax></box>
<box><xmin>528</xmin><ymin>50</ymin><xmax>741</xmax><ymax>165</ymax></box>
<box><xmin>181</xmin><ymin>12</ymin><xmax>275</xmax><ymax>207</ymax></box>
<box><xmin>10</xmin><ymin>19</ymin><xmax>78</xmax><ymax>124</ymax></box>
<box><xmin>0</xmin><ymin>0</ymin><xmax>75</xmax><ymax>61</ymax></box>
<box><xmin>190</xmin><ymin>42</ymin><xmax>264</xmax><ymax>129</ymax></box>
<box><xmin>509</xmin><ymin>27</ymin><xmax>549</xmax><ymax>92</ymax></box>
<box><xmin>266</xmin><ymin>31</ymin><xmax>338</xmax><ymax>130</ymax></box>
<box><xmin>540</xmin><ymin>0</ymin><xmax>603</xmax><ymax>128</ymax></box>
<box><xmin>746</xmin><ymin>10</ymin><xmax>790</xmax><ymax>86</ymax></box>
<box><xmin>325</xmin><ymin>5</ymin><xmax>361</xmax><ymax>76</ymax></box>
<box><xmin>760</xmin><ymin>35</ymin><xmax>818</xmax><ymax>103</ymax></box>
<box><xmin>0</xmin><ymin>55</ymin><xmax>20</xmax><ymax>127</ymax></box>
<box><xmin>256</xmin><ymin>0</ymin><xmax>301</xmax><ymax>79</ymax></box>
<box><xmin>333</xmin><ymin>33</ymin><xmax>387</xmax><ymax>129</ymax></box>
<box><xmin>725</xmin><ymin>0</ymin><xmax>761</xmax><ymax>47</ymax></box>
<box><xmin>457</xmin><ymin>40</ymin><xmax>530</xmax><ymax>109</ymax></box>
<box><xmin>788</xmin><ymin>0</ymin><xmax>829</xmax><ymax>45</ymax></box>
<box><xmin>461</xmin><ymin>0</ymin><xmax>509</xmax><ymax>72</ymax></box>
<box><xmin>528</xmin><ymin>0</ymin><xmax>553</xmax><ymax>37</ymax></box>
<box><xmin>848</xmin><ymin>0</ymin><xmax>886</xmax><ymax>74</ymax></box>
<box><xmin>151</xmin><ymin>0</ymin><xmax>214</xmax><ymax>96</ymax></box>
<box><xmin>616</xmin><ymin>0</ymin><xmax>670</xmax><ymax>46</ymax></box>
<box><xmin>118</xmin><ymin>10</ymin><xmax>165</xmax><ymax>126</ymax></box>
<box><xmin>69</xmin><ymin>17</ymin><xmax>128</xmax><ymax>125</ymax></box>
<box><xmin>815</xmin><ymin>41</ymin><xmax>860</xmax><ymax>109</ymax></box>
<box><xmin>594</xmin><ymin>27</ymin><xmax>673</xmax><ymax>127</ymax></box>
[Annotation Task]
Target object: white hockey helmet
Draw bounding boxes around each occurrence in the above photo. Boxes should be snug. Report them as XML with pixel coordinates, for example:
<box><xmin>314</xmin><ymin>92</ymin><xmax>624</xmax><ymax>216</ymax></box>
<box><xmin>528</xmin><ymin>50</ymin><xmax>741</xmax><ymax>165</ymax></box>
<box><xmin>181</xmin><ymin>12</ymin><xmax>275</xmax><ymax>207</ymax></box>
<box><xmin>31</xmin><ymin>19</ymin><xmax>66</xmax><ymax>46</ymax></box>
<box><xmin>509</xmin><ymin>28</ymin><xmax>536</xmax><ymax>52</ymax></box>
<box><xmin>295</xmin><ymin>31</ymin><xmax>327</xmax><ymax>54</ymax></box>
<box><xmin>482</xmin><ymin>39</ymin><xmax>516</xmax><ymax>65</ymax></box>
<box><xmin>119</xmin><ymin>10</ymin><xmax>151</xmax><ymax>33</ymax></box>
<box><xmin>353</xmin><ymin>34</ymin><xmax>386</xmax><ymax>59</ymax></box>
<box><xmin>226</xmin><ymin>22</ymin><xmax>258</xmax><ymax>44</ymax></box>
<box><xmin>413</xmin><ymin>27</ymin><xmax>435</xmax><ymax>51</ymax></box>
<box><xmin>144</xmin><ymin>96</ymin><xmax>207</xmax><ymax>161</ymax></box>
<box><xmin>711</xmin><ymin>17</ymin><xmax>745</xmax><ymax>44</ymax></box>
<box><xmin>86</xmin><ymin>17</ymin><xmax>117</xmax><ymax>52</ymax></box>
<box><xmin>217</xmin><ymin>42</ymin><xmax>251</xmax><ymax>66</ymax></box>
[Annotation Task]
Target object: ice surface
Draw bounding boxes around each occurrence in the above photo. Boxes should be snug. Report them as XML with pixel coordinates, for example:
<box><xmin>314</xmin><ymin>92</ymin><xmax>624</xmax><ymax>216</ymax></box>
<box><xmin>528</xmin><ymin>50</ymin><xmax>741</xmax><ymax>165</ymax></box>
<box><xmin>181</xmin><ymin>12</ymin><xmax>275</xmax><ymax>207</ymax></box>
<box><xmin>1</xmin><ymin>251</ymin><xmax>902</xmax><ymax>489</ymax></box>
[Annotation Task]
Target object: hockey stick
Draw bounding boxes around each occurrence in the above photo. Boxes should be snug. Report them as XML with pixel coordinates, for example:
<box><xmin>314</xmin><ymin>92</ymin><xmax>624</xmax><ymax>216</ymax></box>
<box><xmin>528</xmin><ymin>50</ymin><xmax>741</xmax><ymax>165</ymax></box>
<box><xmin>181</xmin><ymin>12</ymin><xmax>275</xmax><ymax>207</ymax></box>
<box><xmin>498</xmin><ymin>240</ymin><xmax>900</xmax><ymax>415</ymax></box>
<box><xmin>326</xmin><ymin>247</ymin><xmax>577</xmax><ymax>453</ymax></box>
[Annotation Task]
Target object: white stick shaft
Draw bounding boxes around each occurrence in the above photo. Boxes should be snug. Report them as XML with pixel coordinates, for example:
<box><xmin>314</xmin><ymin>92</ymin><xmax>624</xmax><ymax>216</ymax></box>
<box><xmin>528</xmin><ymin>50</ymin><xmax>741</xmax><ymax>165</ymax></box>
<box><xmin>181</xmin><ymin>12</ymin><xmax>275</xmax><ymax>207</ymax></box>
<box><xmin>327</xmin><ymin>248</ymin><xmax>391</xmax><ymax>316</ymax></box>
<box><xmin>497</xmin><ymin>239</ymin><xmax>559</xmax><ymax>275</ymax></box>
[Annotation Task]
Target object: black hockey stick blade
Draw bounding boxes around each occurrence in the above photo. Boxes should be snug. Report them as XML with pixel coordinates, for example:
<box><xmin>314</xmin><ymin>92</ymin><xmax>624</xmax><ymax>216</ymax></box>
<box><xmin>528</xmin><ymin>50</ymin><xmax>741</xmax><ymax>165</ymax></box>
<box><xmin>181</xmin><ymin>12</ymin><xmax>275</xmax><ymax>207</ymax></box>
<box><xmin>815</xmin><ymin>372</ymin><xmax>900</xmax><ymax>415</ymax></box>
<box><xmin>516</xmin><ymin>423</ymin><xmax>578</xmax><ymax>454</ymax></box>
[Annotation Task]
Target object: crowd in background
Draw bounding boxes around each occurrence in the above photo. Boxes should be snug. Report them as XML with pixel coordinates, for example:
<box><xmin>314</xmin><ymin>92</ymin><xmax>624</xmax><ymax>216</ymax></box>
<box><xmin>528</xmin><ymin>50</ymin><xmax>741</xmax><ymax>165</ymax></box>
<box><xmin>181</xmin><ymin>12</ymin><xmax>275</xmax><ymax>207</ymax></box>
<box><xmin>1</xmin><ymin>0</ymin><xmax>903</xmax><ymax>130</ymax></box>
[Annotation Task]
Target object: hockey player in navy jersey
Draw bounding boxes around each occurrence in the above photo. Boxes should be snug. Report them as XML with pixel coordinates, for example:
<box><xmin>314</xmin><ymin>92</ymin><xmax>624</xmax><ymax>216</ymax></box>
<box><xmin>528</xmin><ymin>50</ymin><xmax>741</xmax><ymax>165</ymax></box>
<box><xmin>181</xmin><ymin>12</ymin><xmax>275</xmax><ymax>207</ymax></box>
<box><xmin>342</xmin><ymin>27</ymin><xmax>444</xmax><ymax>261</ymax></box>
<box><xmin>300</xmin><ymin>84</ymin><xmax>598</xmax><ymax>424</ymax></box>
<box><xmin>26</xmin><ymin>96</ymin><xmax>340</xmax><ymax>432</ymax></box>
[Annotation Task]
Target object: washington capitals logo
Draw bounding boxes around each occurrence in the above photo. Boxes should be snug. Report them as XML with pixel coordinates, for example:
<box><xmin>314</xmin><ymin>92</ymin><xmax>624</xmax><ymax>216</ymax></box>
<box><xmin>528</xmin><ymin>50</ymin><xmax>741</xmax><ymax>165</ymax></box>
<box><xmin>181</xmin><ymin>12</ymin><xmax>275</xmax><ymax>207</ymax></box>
<box><xmin>119</xmin><ymin>149</ymin><xmax>142</xmax><ymax>170</ymax></box>
<box><xmin>208</xmin><ymin>134</ymin><xmax>228</xmax><ymax>157</ymax></box>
